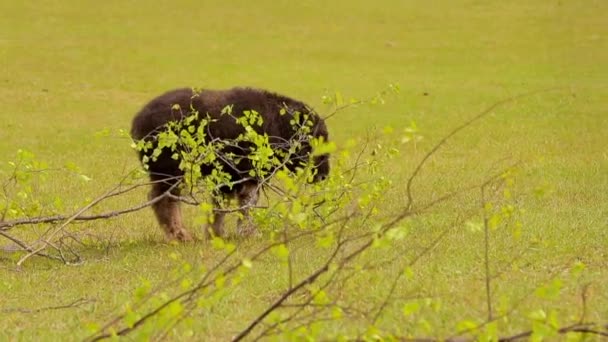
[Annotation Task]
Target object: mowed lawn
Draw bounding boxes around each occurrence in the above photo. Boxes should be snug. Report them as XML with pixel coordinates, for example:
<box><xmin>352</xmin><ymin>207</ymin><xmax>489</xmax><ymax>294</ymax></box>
<box><xmin>1</xmin><ymin>0</ymin><xmax>607</xmax><ymax>340</ymax></box>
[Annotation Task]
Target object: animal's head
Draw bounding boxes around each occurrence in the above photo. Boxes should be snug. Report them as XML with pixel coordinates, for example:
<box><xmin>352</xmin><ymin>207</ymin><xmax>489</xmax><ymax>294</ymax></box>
<box><xmin>310</xmin><ymin>120</ymin><xmax>330</xmax><ymax>183</ymax></box>
<box><xmin>281</xmin><ymin>103</ymin><xmax>331</xmax><ymax>183</ymax></box>
<box><xmin>292</xmin><ymin>114</ymin><xmax>330</xmax><ymax>183</ymax></box>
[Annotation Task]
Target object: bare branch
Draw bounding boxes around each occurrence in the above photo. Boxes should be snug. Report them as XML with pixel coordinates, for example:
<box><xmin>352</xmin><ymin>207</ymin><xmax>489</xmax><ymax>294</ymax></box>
<box><xmin>497</xmin><ymin>323</ymin><xmax>608</xmax><ymax>341</ymax></box>
<box><xmin>13</xmin><ymin>181</ymin><xmax>180</xmax><ymax>265</ymax></box>
<box><xmin>0</xmin><ymin>177</ymin><xmax>177</xmax><ymax>231</ymax></box>
<box><xmin>481</xmin><ymin>181</ymin><xmax>493</xmax><ymax>321</ymax></box>
<box><xmin>1</xmin><ymin>297</ymin><xmax>94</xmax><ymax>314</ymax></box>
<box><xmin>405</xmin><ymin>87</ymin><xmax>563</xmax><ymax>212</ymax></box>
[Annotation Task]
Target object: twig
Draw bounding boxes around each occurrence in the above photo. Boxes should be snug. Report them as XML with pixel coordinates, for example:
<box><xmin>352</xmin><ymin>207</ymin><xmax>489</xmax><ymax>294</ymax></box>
<box><xmin>576</xmin><ymin>283</ymin><xmax>591</xmax><ymax>327</ymax></box>
<box><xmin>0</xmin><ymin>178</ymin><xmax>175</xmax><ymax>231</ymax></box>
<box><xmin>0</xmin><ymin>230</ymin><xmax>63</xmax><ymax>261</ymax></box>
<box><xmin>1</xmin><ymin>298</ymin><xmax>94</xmax><ymax>314</ymax></box>
<box><xmin>14</xmin><ymin>181</ymin><xmax>180</xmax><ymax>265</ymax></box>
<box><xmin>497</xmin><ymin>323</ymin><xmax>608</xmax><ymax>341</ymax></box>
<box><xmin>405</xmin><ymin>87</ymin><xmax>562</xmax><ymax>211</ymax></box>
<box><xmin>481</xmin><ymin>181</ymin><xmax>493</xmax><ymax>321</ymax></box>
<box><xmin>232</xmin><ymin>241</ymin><xmax>346</xmax><ymax>341</ymax></box>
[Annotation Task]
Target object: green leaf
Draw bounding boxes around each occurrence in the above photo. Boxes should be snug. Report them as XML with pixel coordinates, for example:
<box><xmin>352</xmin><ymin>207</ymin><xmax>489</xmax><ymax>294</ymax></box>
<box><xmin>402</xmin><ymin>302</ymin><xmax>420</xmax><ymax>316</ymax></box>
<box><xmin>403</xmin><ymin>266</ymin><xmax>414</xmax><ymax>280</ymax></box>
<box><xmin>221</xmin><ymin>104</ymin><xmax>233</xmax><ymax>115</ymax></box>
<box><xmin>313</xmin><ymin>290</ymin><xmax>329</xmax><ymax>305</ymax></box>
<box><xmin>335</xmin><ymin>91</ymin><xmax>344</xmax><ymax>106</ymax></box>
<box><xmin>242</xmin><ymin>258</ymin><xmax>253</xmax><ymax>269</ymax></box>
<box><xmin>480</xmin><ymin>321</ymin><xmax>498</xmax><ymax>341</ymax></box>
<box><xmin>215</xmin><ymin>275</ymin><xmax>226</xmax><ymax>288</ymax></box>
<box><xmin>417</xmin><ymin>318</ymin><xmax>432</xmax><ymax>334</ymax></box>
<box><xmin>316</xmin><ymin>233</ymin><xmax>334</xmax><ymax>248</ymax></box>
<box><xmin>547</xmin><ymin>309</ymin><xmax>559</xmax><ymax>329</ymax></box>
<box><xmin>312</xmin><ymin>141</ymin><xmax>337</xmax><ymax>156</ymax></box>
<box><xmin>571</xmin><ymin>261</ymin><xmax>586</xmax><ymax>276</ymax></box>
<box><xmin>79</xmin><ymin>174</ymin><xmax>92</xmax><ymax>182</ymax></box>
<box><xmin>85</xmin><ymin>322</ymin><xmax>101</xmax><ymax>333</ymax></box>
<box><xmin>65</xmin><ymin>161</ymin><xmax>79</xmax><ymax>172</ymax></box>
<box><xmin>535</xmin><ymin>279</ymin><xmax>562</xmax><ymax>300</ymax></box>
<box><xmin>133</xmin><ymin>280</ymin><xmax>151</xmax><ymax>300</ymax></box>
<box><xmin>466</xmin><ymin>220</ymin><xmax>483</xmax><ymax>233</ymax></box>
<box><xmin>211</xmin><ymin>237</ymin><xmax>225</xmax><ymax>250</ymax></box>
<box><xmin>488</xmin><ymin>214</ymin><xmax>501</xmax><ymax>229</ymax></box>
<box><xmin>168</xmin><ymin>301</ymin><xmax>183</xmax><ymax>316</ymax></box>
<box><xmin>290</xmin><ymin>212</ymin><xmax>307</xmax><ymax>225</ymax></box>
<box><xmin>331</xmin><ymin>306</ymin><xmax>343</xmax><ymax>319</ymax></box>
<box><xmin>272</xmin><ymin>244</ymin><xmax>290</xmax><ymax>261</ymax></box>
<box><xmin>124</xmin><ymin>308</ymin><xmax>138</xmax><ymax>329</ymax></box>
<box><xmin>389</xmin><ymin>83</ymin><xmax>401</xmax><ymax>93</ymax></box>
<box><xmin>531</xmin><ymin>320</ymin><xmax>555</xmax><ymax>341</ymax></box>
<box><xmin>386</xmin><ymin>226</ymin><xmax>407</xmax><ymax>240</ymax></box>
<box><xmin>364</xmin><ymin>325</ymin><xmax>381</xmax><ymax>340</ymax></box>
<box><xmin>224</xmin><ymin>242</ymin><xmax>236</xmax><ymax>253</ymax></box>
<box><xmin>181</xmin><ymin>278</ymin><xmax>192</xmax><ymax>289</ymax></box>
<box><xmin>456</xmin><ymin>319</ymin><xmax>478</xmax><ymax>332</ymax></box>
<box><xmin>528</xmin><ymin>309</ymin><xmax>546</xmax><ymax>321</ymax></box>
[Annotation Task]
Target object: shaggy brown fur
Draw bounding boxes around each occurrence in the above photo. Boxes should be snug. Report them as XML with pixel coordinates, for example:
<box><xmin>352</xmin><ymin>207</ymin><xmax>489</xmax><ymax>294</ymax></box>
<box><xmin>131</xmin><ymin>87</ymin><xmax>330</xmax><ymax>240</ymax></box>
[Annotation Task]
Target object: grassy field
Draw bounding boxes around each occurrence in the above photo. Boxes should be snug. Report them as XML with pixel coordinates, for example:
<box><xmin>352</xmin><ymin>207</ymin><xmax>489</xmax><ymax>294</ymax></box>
<box><xmin>1</xmin><ymin>0</ymin><xmax>607</xmax><ymax>340</ymax></box>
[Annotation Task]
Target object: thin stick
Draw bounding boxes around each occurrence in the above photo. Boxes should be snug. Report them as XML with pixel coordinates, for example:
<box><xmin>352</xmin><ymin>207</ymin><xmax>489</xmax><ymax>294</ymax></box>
<box><xmin>405</xmin><ymin>87</ymin><xmax>562</xmax><ymax>211</ymax></box>
<box><xmin>481</xmin><ymin>182</ymin><xmax>493</xmax><ymax>321</ymax></box>
<box><xmin>15</xmin><ymin>182</ymin><xmax>179</xmax><ymax>265</ymax></box>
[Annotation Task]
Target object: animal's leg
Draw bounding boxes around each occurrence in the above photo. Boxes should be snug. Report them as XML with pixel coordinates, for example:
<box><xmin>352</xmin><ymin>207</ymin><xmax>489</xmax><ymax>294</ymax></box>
<box><xmin>236</xmin><ymin>182</ymin><xmax>259</xmax><ymax>236</ymax></box>
<box><xmin>149</xmin><ymin>179</ymin><xmax>193</xmax><ymax>242</ymax></box>
<box><xmin>205</xmin><ymin>194</ymin><xmax>226</xmax><ymax>238</ymax></box>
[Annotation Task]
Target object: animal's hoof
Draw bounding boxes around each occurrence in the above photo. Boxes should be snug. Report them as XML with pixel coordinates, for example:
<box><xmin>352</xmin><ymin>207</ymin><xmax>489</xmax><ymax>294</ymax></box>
<box><xmin>169</xmin><ymin>230</ymin><xmax>194</xmax><ymax>242</ymax></box>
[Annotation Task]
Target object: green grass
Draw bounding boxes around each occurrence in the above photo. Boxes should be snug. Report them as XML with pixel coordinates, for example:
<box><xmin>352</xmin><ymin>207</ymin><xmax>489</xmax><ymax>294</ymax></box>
<box><xmin>1</xmin><ymin>0</ymin><xmax>607</xmax><ymax>340</ymax></box>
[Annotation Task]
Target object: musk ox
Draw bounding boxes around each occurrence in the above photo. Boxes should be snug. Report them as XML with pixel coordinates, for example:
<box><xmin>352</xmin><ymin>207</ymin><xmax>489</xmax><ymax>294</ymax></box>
<box><xmin>131</xmin><ymin>87</ymin><xmax>330</xmax><ymax>241</ymax></box>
